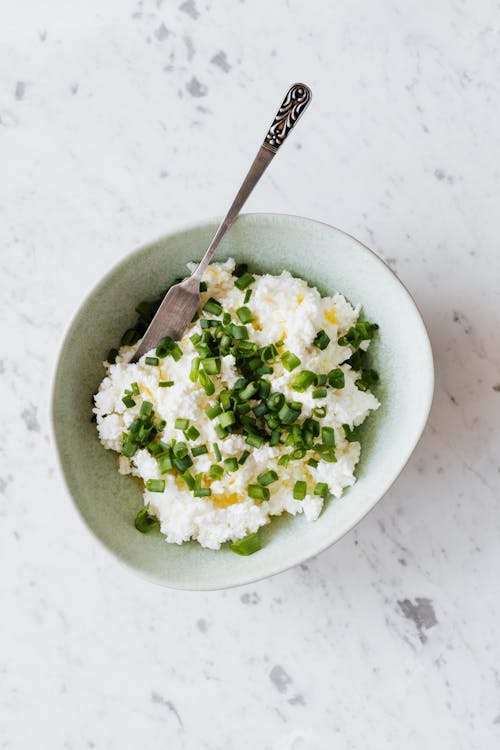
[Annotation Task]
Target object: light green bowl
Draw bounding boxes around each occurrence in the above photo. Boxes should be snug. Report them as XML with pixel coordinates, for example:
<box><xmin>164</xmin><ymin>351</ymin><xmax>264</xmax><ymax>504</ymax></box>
<box><xmin>52</xmin><ymin>214</ymin><xmax>433</xmax><ymax>590</ymax></box>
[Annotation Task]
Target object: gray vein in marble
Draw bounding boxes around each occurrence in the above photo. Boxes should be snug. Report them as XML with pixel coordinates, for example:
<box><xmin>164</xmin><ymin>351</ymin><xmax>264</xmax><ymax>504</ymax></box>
<box><xmin>398</xmin><ymin>598</ymin><xmax>438</xmax><ymax>644</ymax></box>
<box><xmin>211</xmin><ymin>51</ymin><xmax>231</xmax><ymax>72</ymax></box>
<box><xmin>179</xmin><ymin>0</ymin><xmax>199</xmax><ymax>20</ymax></box>
<box><xmin>186</xmin><ymin>76</ymin><xmax>207</xmax><ymax>97</ymax></box>
<box><xmin>269</xmin><ymin>665</ymin><xmax>293</xmax><ymax>694</ymax></box>
<box><xmin>20</xmin><ymin>404</ymin><xmax>40</xmax><ymax>433</ymax></box>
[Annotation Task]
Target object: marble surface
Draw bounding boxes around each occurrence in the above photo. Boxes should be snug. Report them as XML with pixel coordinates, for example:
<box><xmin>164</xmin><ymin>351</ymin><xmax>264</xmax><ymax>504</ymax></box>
<box><xmin>1</xmin><ymin>1</ymin><xmax>499</xmax><ymax>747</ymax></box>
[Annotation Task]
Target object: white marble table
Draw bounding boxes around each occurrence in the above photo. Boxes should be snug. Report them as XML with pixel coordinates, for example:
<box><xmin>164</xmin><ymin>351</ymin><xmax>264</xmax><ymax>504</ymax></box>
<box><xmin>2</xmin><ymin>1</ymin><xmax>499</xmax><ymax>747</ymax></box>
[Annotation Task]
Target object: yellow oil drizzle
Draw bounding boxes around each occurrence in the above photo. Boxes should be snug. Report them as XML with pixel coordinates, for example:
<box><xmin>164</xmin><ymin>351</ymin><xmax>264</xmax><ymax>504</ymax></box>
<box><xmin>210</xmin><ymin>492</ymin><xmax>241</xmax><ymax>508</ymax></box>
<box><xmin>297</xmin><ymin>293</ymin><xmax>304</xmax><ymax>304</ymax></box>
<box><xmin>324</xmin><ymin>307</ymin><xmax>338</xmax><ymax>324</ymax></box>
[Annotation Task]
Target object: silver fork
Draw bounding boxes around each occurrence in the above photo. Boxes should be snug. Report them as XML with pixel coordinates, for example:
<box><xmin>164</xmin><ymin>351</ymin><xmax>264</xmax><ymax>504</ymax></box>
<box><xmin>131</xmin><ymin>82</ymin><xmax>312</xmax><ymax>363</ymax></box>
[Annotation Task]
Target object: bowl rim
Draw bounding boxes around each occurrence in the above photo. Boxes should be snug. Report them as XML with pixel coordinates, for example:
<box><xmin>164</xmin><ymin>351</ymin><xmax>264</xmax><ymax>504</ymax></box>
<box><xmin>51</xmin><ymin>211</ymin><xmax>434</xmax><ymax>590</ymax></box>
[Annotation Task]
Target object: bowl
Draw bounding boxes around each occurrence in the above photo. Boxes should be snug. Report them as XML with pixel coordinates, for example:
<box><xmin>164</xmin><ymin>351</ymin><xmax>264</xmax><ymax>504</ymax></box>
<box><xmin>52</xmin><ymin>213</ymin><xmax>434</xmax><ymax>590</ymax></box>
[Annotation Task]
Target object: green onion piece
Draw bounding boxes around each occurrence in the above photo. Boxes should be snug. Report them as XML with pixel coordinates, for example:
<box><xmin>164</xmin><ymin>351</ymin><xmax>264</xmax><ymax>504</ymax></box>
<box><xmin>190</xmin><ymin>333</ymin><xmax>201</xmax><ymax>345</ymax></box>
<box><xmin>238</xmin><ymin>450</ymin><xmax>250</xmax><ymax>465</ymax></box>
<box><xmin>208</xmin><ymin>464</ymin><xmax>224</xmax><ymax>480</ymax></box>
<box><xmin>224</xmin><ymin>457</ymin><xmax>239</xmax><ymax>473</ymax></box>
<box><xmin>269</xmin><ymin>430</ymin><xmax>281</xmax><ymax>446</ymax></box>
<box><xmin>313</xmin><ymin>329</ymin><xmax>331</xmax><ymax>350</ymax></box>
<box><xmin>190</xmin><ymin>357</ymin><xmax>201</xmax><ymax>383</ymax></box>
<box><xmin>174</xmin><ymin>418</ymin><xmax>189</xmax><ymax>431</ymax></box>
<box><xmin>278</xmin><ymin>402</ymin><xmax>300</xmax><ymax>425</ymax></box>
<box><xmin>328</xmin><ymin>368</ymin><xmax>345</xmax><ymax>389</ymax></box>
<box><xmin>185</xmin><ymin>425</ymin><xmax>200</xmax><ymax>441</ymax></box>
<box><xmin>256</xmin><ymin>366</ymin><xmax>273</xmax><ymax>377</ymax></box>
<box><xmin>257</xmin><ymin>470</ymin><xmax>278</xmax><ymax>487</ymax></box>
<box><xmin>122</xmin><ymin>395</ymin><xmax>136</xmax><ymax>408</ymax></box>
<box><xmin>277</xmin><ymin>454</ymin><xmax>291</xmax><ymax>467</ymax></box>
<box><xmin>291</xmin><ymin>370</ymin><xmax>316</xmax><ymax>392</ymax></box>
<box><xmin>235</xmin><ymin>272</ymin><xmax>255</xmax><ymax>290</ymax></box>
<box><xmin>159</xmin><ymin>380</ymin><xmax>174</xmax><ymax>388</ymax></box>
<box><xmin>215</xmin><ymin>424</ymin><xmax>227</xmax><ymax>439</ymax></box>
<box><xmin>312</xmin><ymin>389</ymin><xmax>327</xmax><ymax>399</ymax></box>
<box><xmin>258</xmin><ymin>380</ymin><xmax>271</xmax><ymax>399</ymax></box>
<box><xmin>155</xmin><ymin>335</ymin><xmax>174</xmax><ymax>358</ymax></box>
<box><xmin>315</xmin><ymin>444</ymin><xmax>337</xmax><ymax>462</ymax></box>
<box><xmin>313</xmin><ymin>406</ymin><xmax>327</xmax><ymax>418</ymax></box>
<box><xmin>343</xmin><ymin>424</ymin><xmax>359</xmax><ymax>442</ymax></box>
<box><xmin>230</xmin><ymin>532</ymin><xmax>262</xmax><ymax>556</ymax></box>
<box><xmin>121</xmin><ymin>329</ymin><xmax>140</xmax><ymax>347</ymax></box>
<box><xmin>107</xmin><ymin>348</ymin><xmax>119</xmax><ymax>364</ymax></box>
<box><xmin>122</xmin><ymin>439</ymin><xmax>137</xmax><ymax>458</ymax></box>
<box><xmin>293</xmin><ymin>480</ymin><xmax>307</xmax><ymax>500</ymax></box>
<box><xmin>281</xmin><ymin>351</ymin><xmax>301</xmax><ymax>371</ymax></box>
<box><xmin>170</xmin><ymin>343</ymin><xmax>183</xmax><ymax>361</ymax></box>
<box><xmin>134</xmin><ymin>505</ymin><xmax>160</xmax><ymax>533</ymax></box>
<box><xmin>173</xmin><ymin>441</ymin><xmax>188</xmax><ymax>458</ymax></box>
<box><xmin>201</xmin><ymin>357</ymin><xmax>221</xmax><ymax>375</ymax></box>
<box><xmin>321</xmin><ymin>426</ymin><xmax>335</xmax><ymax>446</ymax></box>
<box><xmin>198</xmin><ymin>369</ymin><xmax>215</xmax><ymax>395</ymax></box>
<box><xmin>338</xmin><ymin>321</ymin><xmax>379</xmax><ymax>348</ymax></box>
<box><xmin>200</xmin><ymin>319</ymin><xmax>211</xmax><ymax>330</ymax></box>
<box><xmin>219</xmin><ymin>390</ymin><xmax>232</xmax><ymax>410</ymax></box>
<box><xmin>181</xmin><ymin>471</ymin><xmax>195</xmax><ymax>490</ymax></box>
<box><xmin>213</xmin><ymin>443</ymin><xmax>222</xmax><ymax>461</ymax></box>
<box><xmin>199</xmin><ymin>281</ymin><xmax>207</xmax><ymax>292</ymax></box>
<box><xmin>244</xmin><ymin>289</ymin><xmax>252</xmax><ymax>304</ymax></box>
<box><xmin>239</xmin><ymin>381</ymin><xmax>259</xmax><ymax>402</ymax></box>
<box><xmin>203</xmin><ymin>297</ymin><xmax>223</xmax><ymax>316</ymax></box>
<box><xmin>290</xmin><ymin>447</ymin><xmax>306</xmax><ymax>460</ymax></box>
<box><xmin>131</xmin><ymin>382</ymin><xmax>140</xmax><ymax>395</ymax></box>
<box><xmin>140</xmin><ymin>401</ymin><xmax>153</xmax><ymax>417</ymax></box>
<box><xmin>219</xmin><ymin>411</ymin><xmax>236</xmax><ymax>429</ymax></box>
<box><xmin>233</xmin><ymin>262</ymin><xmax>248</xmax><ymax>277</ymax></box>
<box><xmin>248</xmin><ymin>484</ymin><xmax>270</xmax><ymax>501</ymax></box>
<box><xmin>236</xmin><ymin>306</ymin><xmax>253</xmax><ymax>323</ymax></box>
<box><xmin>206</xmin><ymin>404</ymin><xmax>222</xmax><ymax>420</ymax></box>
<box><xmin>194</xmin><ymin>487</ymin><xmax>211</xmax><ymax>497</ymax></box>
<box><xmin>246</xmin><ymin>433</ymin><xmax>264</xmax><ymax>449</ymax></box>
<box><xmin>267</xmin><ymin>392</ymin><xmax>285</xmax><ymax>412</ymax></box>
<box><xmin>172</xmin><ymin>454</ymin><xmax>193</xmax><ymax>472</ymax></box>
<box><xmin>314</xmin><ymin>482</ymin><xmax>329</xmax><ymax>497</ymax></box>
<box><xmin>356</xmin><ymin>368</ymin><xmax>379</xmax><ymax>391</ymax></box>
<box><xmin>145</xmin><ymin>479</ymin><xmax>165</xmax><ymax>493</ymax></box>
<box><xmin>252</xmin><ymin>402</ymin><xmax>267</xmax><ymax>417</ymax></box>
<box><xmin>145</xmin><ymin>356</ymin><xmax>159</xmax><ymax>366</ymax></box>
<box><xmin>157</xmin><ymin>453</ymin><xmax>174</xmax><ymax>473</ymax></box>
<box><xmin>234</xmin><ymin>377</ymin><xmax>247</xmax><ymax>390</ymax></box>
<box><xmin>230</xmin><ymin>324</ymin><xmax>249</xmax><ymax>340</ymax></box>
<box><xmin>191</xmin><ymin>444</ymin><xmax>208</xmax><ymax>457</ymax></box>
<box><xmin>315</xmin><ymin>374</ymin><xmax>327</xmax><ymax>387</ymax></box>
<box><xmin>307</xmin><ymin>457</ymin><xmax>319</xmax><ymax>468</ymax></box>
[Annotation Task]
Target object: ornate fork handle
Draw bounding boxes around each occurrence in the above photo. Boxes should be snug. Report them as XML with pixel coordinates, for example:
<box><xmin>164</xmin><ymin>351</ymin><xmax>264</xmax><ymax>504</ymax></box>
<box><xmin>264</xmin><ymin>83</ymin><xmax>312</xmax><ymax>152</ymax></box>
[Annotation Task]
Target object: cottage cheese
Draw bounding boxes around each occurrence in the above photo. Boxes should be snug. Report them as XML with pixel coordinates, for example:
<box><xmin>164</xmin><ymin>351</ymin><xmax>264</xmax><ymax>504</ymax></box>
<box><xmin>94</xmin><ymin>258</ymin><xmax>380</xmax><ymax>550</ymax></box>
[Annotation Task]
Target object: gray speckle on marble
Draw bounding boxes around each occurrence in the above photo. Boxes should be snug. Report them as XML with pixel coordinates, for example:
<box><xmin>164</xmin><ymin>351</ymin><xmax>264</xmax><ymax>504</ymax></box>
<box><xmin>14</xmin><ymin>81</ymin><xmax>26</xmax><ymax>101</ymax></box>
<box><xmin>398</xmin><ymin>598</ymin><xmax>438</xmax><ymax>643</ymax></box>
<box><xmin>240</xmin><ymin>592</ymin><xmax>261</xmax><ymax>605</ymax></box>
<box><xmin>154</xmin><ymin>23</ymin><xmax>170</xmax><ymax>42</ymax></box>
<box><xmin>211</xmin><ymin>51</ymin><xmax>231</xmax><ymax>73</ymax></box>
<box><xmin>151</xmin><ymin>692</ymin><xmax>184</xmax><ymax>730</ymax></box>
<box><xmin>434</xmin><ymin>168</ymin><xmax>454</xmax><ymax>184</ymax></box>
<box><xmin>288</xmin><ymin>693</ymin><xmax>306</xmax><ymax>706</ymax></box>
<box><xmin>186</xmin><ymin>76</ymin><xmax>207</xmax><ymax>98</ymax></box>
<box><xmin>21</xmin><ymin>404</ymin><xmax>40</xmax><ymax>432</ymax></box>
<box><xmin>196</xmin><ymin>618</ymin><xmax>208</xmax><ymax>633</ymax></box>
<box><xmin>179</xmin><ymin>0</ymin><xmax>199</xmax><ymax>19</ymax></box>
<box><xmin>39</xmin><ymin>29</ymin><xmax>47</xmax><ymax>42</ymax></box>
<box><xmin>70</xmin><ymin>83</ymin><xmax>79</xmax><ymax>96</ymax></box>
<box><xmin>269</xmin><ymin>665</ymin><xmax>293</xmax><ymax>694</ymax></box>
<box><xmin>0</xmin><ymin>477</ymin><xmax>10</xmax><ymax>494</ymax></box>
<box><xmin>183</xmin><ymin>35</ymin><xmax>195</xmax><ymax>61</ymax></box>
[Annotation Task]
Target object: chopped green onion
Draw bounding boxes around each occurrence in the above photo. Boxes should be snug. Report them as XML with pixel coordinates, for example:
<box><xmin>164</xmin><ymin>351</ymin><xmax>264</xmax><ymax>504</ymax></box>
<box><xmin>219</xmin><ymin>411</ymin><xmax>236</xmax><ymax>429</ymax></box>
<box><xmin>278</xmin><ymin>402</ymin><xmax>300</xmax><ymax>425</ymax></box>
<box><xmin>356</xmin><ymin>368</ymin><xmax>379</xmax><ymax>391</ymax></box>
<box><xmin>257</xmin><ymin>470</ymin><xmax>278</xmax><ymax>486</ymax></box>
<box><xmin>198</xmin><ymin>369</ymin><xmax>215</xmax><ymax>395</ymax></box>
<box><xmin>201</xmin><ymin>357</ymin><xmax>221</xmax><ymax>375</ymax></box>
<box><xmin>215</xmin><ymin>424</ymin><xmax>227</xmax><ymax>439</ymax></box>
<box><xmin>248</xmin><ymin>484</ymin><xmax>270</xmax><ymax>501</ymax></box>
<box><xmin>199</xmin><ymin>281</ymin><xmax>208</xmax><ymax>292</ymax></box>
<box><xmin>328</xmin><ymin>368</ymin><xmax>345</xmax><ymax>389</ymax></box>
<box><xmin>291</xmin><ymin>370</ymin><xmax>316</xmax><ymax>392</ymax></box>
<box><xmin>122</xmin><ymin>439</ymin><xmax>137</xmax><ymax>458</ymax></box>
<box><xmin>173</xmin><ymin>441</ymin><xmax>188</xmax><ymax>458</ymax></box>
<box><xmin>315</xmin><ymin>444</ymin><xmax>337</xmax><ymax>462</ymax></box>
<box><xmin>172</xmin><ymin>454</ymin><xmax>193</xmax><ymax>472</ymax></box>
<box><xmin>230</xmin><ymin>532</ymin><xmax>262</xmax><ymax>556</ymax></box>
<box><xmin>219</xmin><ymin>390</ymin><xmax>232</xmax><ymax>410</ymax></box>
<box><xmin>313</xmin><ymin>406</ymin><xmax>327</xmax><ymax>418</ymax></box>
<box><xmin>314</xmin><ymin>482</ymin><xmax>329</xmax><ymax>497</ymax></box>
<box><xmin>235</xmin><ymin>272</ymin><xmax>254</xmax><ymax>290</ymax></box>
<box><xmin>155</xmin><ymin>335</ymin><xmax>174</xmax><ymax>358</ymax></box>
<box><xmin>190</xmin><ymin>333</ymin><xmax>201</xmax><ymax>345</ymax></box>
<box><xmin>239</xmin><ymin>382</ymin><xmax>259</xmax><ymax>402</ymax></box>
<box><xmin>107</xmin><ymin>348</ymin><xmax>119</xmax><ymax>364</ymax></box>
<box><xmin>277</xmin><ymin>454</ymin><xmax>291</xmax><ymax>467</ymax></box>
<box><xmin>343</xmin><ymin>424</ymin><xmax>359</xmax><ymax>442</ymax></box>
<box><xmin>145</xmin><ymin>479</ymin><xmax>165</xmax><ymax>493</ymax></box>
<box><xmin>121</xmin><ymin>329</ymin><xmax>140</xmax><ymax>347</ymax></box>
<box><xmin>206</xmin><ymin>404</ymin><xmax>222</xmax><ymax>420</ymax></box>
<box><xmin>293</xmin><ymin>480</ymin><xmax>307</xmax><ymax>500</ymax></box>
<box><xmin>130</xmin><ymin>382</ymin><xmax>140</xmax><ymax>395</ymax></box>
<box><xmin>321</xmin><ymin>426</ymin><xmax>335</xmax><ymax>446</ymax></box>
<box><xmin>313</xmin><ymin>329</ymin><xmax>330</xmax><ymax>350</ymax></box>
<box><xmin>122</xmin><ymin>395</ymin><xmax>136</xmax><ymax>408</ymax></box>
<box><xmin>224</xmin><ymin>457</ymin><xmax>239</xmax><ymax>473</ymax></box>
<box><xmin>159</xmin><ymin>380</ymin><xmax>174</xmax><ymax>388</ymax></box>
<box><xmin>174</xmin><ymin>418</ymin><xmax>189</xmax><ymax>431</ymax></box>
<box><xmin>244</xmin><ymin>289</ymin><xmax>252</xmax><ymax>303</ymax></box>
<box><xmin>312</xmin><ymin>388</ymin><xmax>327</xmax><ymax>399</ymax></box>
<box><xmin>316</xmin><ymin>374</ymin><xmax>327</xmax><ymax>387</ymax></box>
<box><xmin>170</xmin><ymin>343</ymin><xmax>183</xmax><ymax>361</ymax></box>
<box><xmin>281</xmin><ymin>352</ymin><xmax>301</xmax><ymax>371</ymax></box>
<box><xmin>189</xmin><ymin>357</ymin><xmax>201</xmax><ymax>383</ymax></box>
<box><xmin>233</xmin><ymin>262</ymin><xmax>248</xmax><ymax>278</ymax></box>
<box><xmin>236</xmin><ymin>306</ymin><xmax>253</xmax><ymax>323</ymax></box>
<box><xmin>213</xmin><ymin>443</ymin><xmax>222</xmax><ymax>462</ymax></box>
<box><xmin>140</xmin><ymin>401</ymin><xmax>153</xmax><ymax>417</ymax></box>
<box><xmin>194</xmin><ymin>487</ymin><xmax>211</xmax><ymax>497</ymax></box>
<box><xmin>269</xmin><ymin>429</ymin><xmax>281</xmax><ymax>446</ymax></box>
<box><xmin>246</xmin><ymin>433</ymin><xmax>264</xmax><ymax>449</ymax></box>
<box><xmin>145</xmin><ymin>356</ymin><xmax>159</xmax><ymax>366</ymax></box>
<box><xmin>290</xmin><ymin>447</ymin><xmax>306</xmax><ymax>460</ymax></box>
<box><xmin>238</xmin><ymin>450</ymin><xmax>250</xmax><ymax>465</ymax></box>
<box><xmin>181</xmin><ymin>471</ymin><xmax>195</xmax><ymax>490</ymax></box>
<box><xmin>338</xmin><ymin>321</ymin><xmax>379</xmax><ymax>348</ymax></box>
<box><xmin>208</xmin><ymin>464</ymin><xmax>224</xmax><ymax>480</ymax></box>
<box><xmin>134</xmin><ymin>505</ymin><xmax>160</xmax><ymax>533</ymax></box>
<box><xmin>307</xmin><ymin>458</ymin><xmax>319</xmax><ymax>468</ymax></box>
<box><xmin>230</xmin><ymin>323</ymin><xmax>249</xmax><ymax>340</ymax></box>
<box><xmin>267</xmin><ymin>392</ymin><xmax>285</xmax><ymax>412</ymax></box>
<box><xmin>185</xmin><ymin>425</ymin><xmax>200</xmax><ymax>441</ymax></box>
<box><xmin>252</xmin><ymin>402</ymin><xmax>267</xmax><ymax>417</ymax></box>
<box><xmin>258</xmin><ymin>380</ymin><xmax>271</xmax><ymax>399</ymax></box>
<box><xmin>157</xmin><ymin>453</ymin><xmax>174</xmax><ymax>473</ymax></box>
<box><xmin>203</xmin><ymin>297</ymin><xmax>223</xmax><ymax>316</ymax></box>
<box><xmin>191</xmin><ymin>444</ymin><xmax>208</xmax><ymax>457</ymax></box>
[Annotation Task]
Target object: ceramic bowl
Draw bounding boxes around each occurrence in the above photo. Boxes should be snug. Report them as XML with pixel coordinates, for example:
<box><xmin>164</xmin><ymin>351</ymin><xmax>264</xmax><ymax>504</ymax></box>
<box><xmin>52</xmin><ymin>214</ymin><xmax>433</xmax><ymax>589</ymax></box>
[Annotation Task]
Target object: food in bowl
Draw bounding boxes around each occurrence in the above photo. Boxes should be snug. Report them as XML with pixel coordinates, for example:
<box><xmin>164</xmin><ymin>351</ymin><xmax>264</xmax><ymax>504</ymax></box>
<box><xmin>93</xmin><ymin>258</ymin><xmax>380</xmax><ymax>553</ymax></box>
